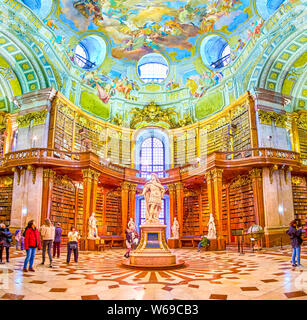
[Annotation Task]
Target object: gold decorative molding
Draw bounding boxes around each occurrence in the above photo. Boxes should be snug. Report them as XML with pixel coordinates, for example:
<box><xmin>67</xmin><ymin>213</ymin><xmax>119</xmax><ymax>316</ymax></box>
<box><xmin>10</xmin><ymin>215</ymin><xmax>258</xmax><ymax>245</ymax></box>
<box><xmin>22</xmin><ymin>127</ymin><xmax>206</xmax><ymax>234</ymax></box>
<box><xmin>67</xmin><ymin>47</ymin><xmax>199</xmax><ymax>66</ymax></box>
<box><xmin>175</xmin><ymin>182</ymin><xmax>184</xmax><ymax>190</ymax></box>
<box><xmin>230</xmin><ymin>175</ymin><xmax>251</xmax><ymax>188</ymax></box>
<box><xmin>284</xmin><ymin>166</ymin><xmax>292</xmax><ymax>185</ymax></box>
<box><xmin>27</xmin><ymin>165</ymin><xmax>36</xmax><ymax>184</ymax></box>
<box><xmin>43</xmin><ymin>168</ymin><xmax>56</xmax><ymax>180</ymax></box>
<box><xmin>297</xmin><ymin>113</ymin><xmax>307</xmax><ymax>130</ymax></box>
<box><xmin>0</xmin><ymin>111</ymin><xmax>7</xmax><ymax>132</ymax></box>
<box><xmin>258</xmin><ymin>110</ymin><xmax>287</xmax><ymax>128</ymax></box>
<box><xmin>291</xmin><ymin>176</ymin><xmax>304</xmax><ymax>186</ymax></box>
<box><xmin>211</xmin><ymin>168</ymin><xmax>223</xmax><ymax>180</ymax></box>
<box><xmin>54</xmin><ymin>174</ymin><xmax>75</xmax><ymax>190</ymax></box>
<box><xmin>0</xmin><ymin>175</ymin><xmax>13</xmax><ymax>187</ymax></box>
<box><xmin>269</xmin><ymin>165</ymin><xmax>279</xmax><ymax>184</ymax></box>
<box><xmin>249</xmin><ymin>168</ymin><xmax>262</xmax><ymax>179</ymax></box>
<box><xmin>129</xmin><ymin>102</ymin><xmax>177</xmax><ymax>129</ymax></box>
<box><xmin>168</xmin><ymin>184</ymin><xmax>176</xmax><ymax>192</ymax></box>
<box><xmin>17</xmin><ymin>109</ymin><xmax>48</xmax><ymax>128</ymax></box>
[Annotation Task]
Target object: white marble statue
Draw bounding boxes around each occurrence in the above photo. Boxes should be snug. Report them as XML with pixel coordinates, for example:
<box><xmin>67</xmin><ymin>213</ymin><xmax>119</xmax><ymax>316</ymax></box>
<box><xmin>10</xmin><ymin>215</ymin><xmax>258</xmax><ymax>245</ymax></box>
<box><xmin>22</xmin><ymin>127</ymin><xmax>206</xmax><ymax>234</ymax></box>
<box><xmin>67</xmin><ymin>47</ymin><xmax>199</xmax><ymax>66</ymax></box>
<box><xmin>207</xmin><ymin>213</ymin><xmax>216</xmax><ymax>240</ymax></box>
<box><xmin>128</xmin><ymin>218</ymin><xmax>136</xmax><ymax>231</ymax></box>
<box><xmin>88</xmin><ymin>212</ymin><xmax>99</xmax><ymax>239</ymax></box>
<box><xmin>171</xmin><ymin>217</ymin><xmax>180</xmax><ymax>239</ymax></box>
<box><xmin>142</xmin><ymin>173</ymin><xmax>165</xmax><ymax>224</ymax></box>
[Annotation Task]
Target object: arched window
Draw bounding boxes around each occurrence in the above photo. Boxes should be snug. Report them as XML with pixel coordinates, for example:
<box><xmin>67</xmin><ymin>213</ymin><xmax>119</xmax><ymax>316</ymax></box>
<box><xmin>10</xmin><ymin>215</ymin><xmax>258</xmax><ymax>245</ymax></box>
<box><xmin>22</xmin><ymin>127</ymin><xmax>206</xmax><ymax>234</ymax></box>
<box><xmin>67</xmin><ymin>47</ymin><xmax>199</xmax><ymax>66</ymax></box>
<box><xmin>137</xmin><ymin>53</ymin><xmax>169</xmax><ymax>83</ymax></box>
<box><xmin>140</xmin><ymin>137</ymin><xmax>165</xmax><ymax>177</ymax></box>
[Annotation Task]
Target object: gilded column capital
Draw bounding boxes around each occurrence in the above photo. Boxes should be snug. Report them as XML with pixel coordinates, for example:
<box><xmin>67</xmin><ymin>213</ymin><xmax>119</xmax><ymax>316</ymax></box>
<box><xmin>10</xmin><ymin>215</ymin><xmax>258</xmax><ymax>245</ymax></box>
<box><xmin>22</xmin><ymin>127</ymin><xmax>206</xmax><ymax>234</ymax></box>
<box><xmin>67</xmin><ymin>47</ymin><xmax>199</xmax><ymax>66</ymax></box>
<box><xmin>82</xmin><ymin>168</ymin><xmax>93</xmax><ymax>179</ymax></box>
<box><xmin>211</xmin><ymin>168</ymin><xmax>223</xmax><ymax>180</ymax></box>
<box><xmin>129</xmin><ymin>183</ymin><xmax>137</xmax><ymax>192</ymax></box>
<box><xmin>92</xmin><ymin>170</ymin><xmax>101</xmax><ymax>182</ymax></box>
<box><xmin>175</xmin><ymin>182</ymin><xmax>184</xmax><ymax>190</ymax></box>
<box><xmin>297</xmin><ymin>113</ymin><xmax>307</xmax><ymax>130</ymax></box>
<box><xmin>43</xmin><ymin>168</ymin><xmax>56</xmax><ymax>180</ymax></box>
<box><xmin>204</xmin><ymin>171</ymin><xmax>212</xmax><ymax>181</ymax></box>
<box><xmin>17</xmin><ymin>109</ymin><xmax>48</xmax><ymax>128</ymax></box>
<box><xmin>249</xmin><ymin>168</ymin><xmax>262</xmax><ymax>179</ymax></box>
<box><xmin>269</xmin><ymin>165</ymin><xmax>279</xmax><ymax>184</ymax></box>
<box><xmin>121</xmin><ymin>181</ymin><xmax>131</xmax><ymax>191</ymax></box>
<box><xmin>168</xmin><ymin>184</ymin><xmax>176</xmax><ymax>192</ymax></box>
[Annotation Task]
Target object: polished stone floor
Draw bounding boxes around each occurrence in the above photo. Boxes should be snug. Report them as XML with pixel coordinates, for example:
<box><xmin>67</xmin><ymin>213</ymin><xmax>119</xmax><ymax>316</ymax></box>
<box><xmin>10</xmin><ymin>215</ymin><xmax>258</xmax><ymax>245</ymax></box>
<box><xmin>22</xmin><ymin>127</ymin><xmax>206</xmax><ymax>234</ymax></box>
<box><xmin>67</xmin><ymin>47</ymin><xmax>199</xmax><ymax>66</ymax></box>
<box><xmin>0</xmin><ymin>246</ymin><xmax>306</xmax><ymax>300</ymax></box>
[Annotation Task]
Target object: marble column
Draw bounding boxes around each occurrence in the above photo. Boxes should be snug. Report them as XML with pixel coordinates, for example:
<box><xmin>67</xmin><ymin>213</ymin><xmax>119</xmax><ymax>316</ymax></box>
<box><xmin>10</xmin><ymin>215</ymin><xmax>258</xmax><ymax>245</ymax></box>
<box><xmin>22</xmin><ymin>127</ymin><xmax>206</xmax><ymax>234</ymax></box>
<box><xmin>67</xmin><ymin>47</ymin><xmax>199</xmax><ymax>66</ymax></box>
<box><xmin>10</xmin><ymin>166</ymin><xmax>44</xmax><ymax>229</ymax></box>
<box><xmin>262</xmin><ymin>166</ymin><xmax>295</xmax><ymax>246</ymax></box>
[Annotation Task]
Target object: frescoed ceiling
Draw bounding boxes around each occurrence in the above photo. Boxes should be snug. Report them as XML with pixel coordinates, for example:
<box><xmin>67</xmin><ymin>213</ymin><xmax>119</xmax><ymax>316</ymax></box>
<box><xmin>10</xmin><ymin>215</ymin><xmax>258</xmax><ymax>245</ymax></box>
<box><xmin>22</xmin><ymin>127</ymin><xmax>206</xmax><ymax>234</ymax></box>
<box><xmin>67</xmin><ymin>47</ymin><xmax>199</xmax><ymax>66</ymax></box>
<box><xmin>56</xmin><ymin>0</ymin><xmax>251</xmax><ymax>61</ymax></box>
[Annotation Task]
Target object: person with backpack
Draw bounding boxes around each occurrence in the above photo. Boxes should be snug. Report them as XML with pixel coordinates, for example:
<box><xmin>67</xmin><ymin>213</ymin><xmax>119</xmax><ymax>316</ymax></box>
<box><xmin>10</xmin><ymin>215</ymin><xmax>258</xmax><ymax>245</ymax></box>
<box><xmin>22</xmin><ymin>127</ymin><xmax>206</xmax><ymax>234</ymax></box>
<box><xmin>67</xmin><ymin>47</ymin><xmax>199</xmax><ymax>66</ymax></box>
<box><xmin>197</xmin><ymin>234</ymin><xmax>210</xmax><ymax>252</ymax></box>
<box><xmin>0</xmin><ymin>223</ymin><xmax>13</xmax><ymax>264</ymax></box>
<box><xmin>53</xmin><ymin>223</ymin><xmax>62</xmax><ymax>258</ymax></box>
<box><xmin>286</xmin><ymin>220</ymin><xmax>304</xmax><ymax>268</ymax></box>
<box><xmin>39</xmin><ymin>218</ymin><xmax>55</xmax><ymax>268</ymax></box>
<box><xmin>23</xmin><ymin>220</ymin><xmax>41</xmax><ymax>272</ymax></box>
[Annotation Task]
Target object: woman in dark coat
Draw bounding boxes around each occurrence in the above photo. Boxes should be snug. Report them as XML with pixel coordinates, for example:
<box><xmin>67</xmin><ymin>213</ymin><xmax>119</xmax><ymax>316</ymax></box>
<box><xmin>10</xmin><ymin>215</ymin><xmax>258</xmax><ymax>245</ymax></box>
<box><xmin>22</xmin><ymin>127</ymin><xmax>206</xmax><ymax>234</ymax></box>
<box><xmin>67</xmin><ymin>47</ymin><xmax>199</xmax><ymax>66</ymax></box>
<box><xmin>0</xmin><ymin>223</ymin><xmax>13</xmax><ymax>264</ymax></box>
<box><xmin>286</xmin><ymin>220</ymin><xmax>303</xmax><ymax>267</ymax></box>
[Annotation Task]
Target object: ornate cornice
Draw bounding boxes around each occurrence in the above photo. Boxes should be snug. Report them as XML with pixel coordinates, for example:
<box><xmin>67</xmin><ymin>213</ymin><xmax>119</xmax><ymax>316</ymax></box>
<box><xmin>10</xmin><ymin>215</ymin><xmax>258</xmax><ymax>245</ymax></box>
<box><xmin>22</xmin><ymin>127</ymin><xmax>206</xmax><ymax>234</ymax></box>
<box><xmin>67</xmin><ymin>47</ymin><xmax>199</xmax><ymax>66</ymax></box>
<box><xmin>258</xmin><ymin>110</ymin><xmax>287</xmax><ymax>128</ymax></box>
<box><xmin>297</xmin><ymin>113</ymin><xmax>307</xmax><ymax>130</ymax></box>
<box><xmin>249</xmin><ymin>168</ymin><xmax>262</xmax><ymax>179</ymax></box>
<box><xmin>230</xmin><ymin>175</ymin><xmax>251</xmax><ymax>188</ymax></box>
<box><xmin>0</xmin><ymin>175</ymin><xmax>13</xmax><ymax>187</ymax></box>
<box><xmin>43</xmin><ymin>168</ymin><xmax>56</xmax><ymax>180</ymax></box>
<box><xmin>17</xmin><ymin>109</ymin><xmax>48</xmax><ymax>128</ymax></box>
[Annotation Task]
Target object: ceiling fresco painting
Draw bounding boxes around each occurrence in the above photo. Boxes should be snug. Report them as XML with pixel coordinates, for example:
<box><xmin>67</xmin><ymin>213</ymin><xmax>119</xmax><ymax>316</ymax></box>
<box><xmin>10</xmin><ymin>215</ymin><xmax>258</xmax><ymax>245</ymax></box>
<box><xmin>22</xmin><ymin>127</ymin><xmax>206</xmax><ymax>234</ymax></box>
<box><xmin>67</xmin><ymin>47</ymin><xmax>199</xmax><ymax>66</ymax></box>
<box><xmin>4</xmin><ymin>0</ymin><xmax>303</xmax><ymax>124</ymax></box>
<box><xmin>58</xmin><ymin>0</ymin><xmax>250</xmax><ymax>61</ymax></box>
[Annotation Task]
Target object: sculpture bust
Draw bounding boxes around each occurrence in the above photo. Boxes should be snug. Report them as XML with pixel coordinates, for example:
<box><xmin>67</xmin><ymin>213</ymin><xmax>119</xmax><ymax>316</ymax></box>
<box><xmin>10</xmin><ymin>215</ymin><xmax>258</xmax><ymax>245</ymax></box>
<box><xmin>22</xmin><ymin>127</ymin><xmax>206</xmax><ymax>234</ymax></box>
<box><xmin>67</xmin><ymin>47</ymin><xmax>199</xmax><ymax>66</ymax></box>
<box><xmin>88</xmin><ymin>212</ymin><xmax>99</xmax><ymax>239</ymax></box>
<box><xmin>142</xmin><ymin>173</ymin><xmax>165</xmax><ymax>224</ymax></box>
<box><xmin>128</xmin><ymin>217</ymin><xmax>136</xmax><ymax>231</ymax></box>
<box><xmin>171</xmin><ymin>217</ymin><xmax>180</xmax><ymax>239</ymax></box>
<box><xmin>207</xmin><ymin>213</ymin><xmax>216</xmax><ymax>240</ymax></box>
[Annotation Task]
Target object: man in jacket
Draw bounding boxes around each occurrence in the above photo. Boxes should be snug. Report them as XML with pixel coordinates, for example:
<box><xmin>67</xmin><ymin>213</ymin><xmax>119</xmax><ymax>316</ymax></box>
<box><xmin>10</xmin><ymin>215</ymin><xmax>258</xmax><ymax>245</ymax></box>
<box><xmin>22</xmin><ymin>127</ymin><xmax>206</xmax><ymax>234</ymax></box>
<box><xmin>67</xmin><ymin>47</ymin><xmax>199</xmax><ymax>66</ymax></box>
<box><xmin>40</xmin><ymin>219</ymin><xmax>55</xmax><ymax>267</ymax></box>
<box><xmin>0</xmin><ymin>223</ymin><xmax>12</xmax><ymax>263</ymax></box>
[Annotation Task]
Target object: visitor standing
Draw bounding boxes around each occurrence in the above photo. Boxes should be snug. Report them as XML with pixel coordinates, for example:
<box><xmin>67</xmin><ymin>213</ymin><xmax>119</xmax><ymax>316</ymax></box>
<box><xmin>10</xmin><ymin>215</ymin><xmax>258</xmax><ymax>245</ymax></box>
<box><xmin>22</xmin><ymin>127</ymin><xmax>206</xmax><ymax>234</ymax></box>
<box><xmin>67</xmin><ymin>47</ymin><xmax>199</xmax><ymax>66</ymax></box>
<box><xmin>66</xmin><ymin>226</ymin><xmax>80</xmax><ymax>264</ymax></box>
<box><xmin>0</xmin><ymin>223</ymin><xmax>12</xmax><ymax>264</ymax></box>
<box><xmin>15</xmin><ymin>229</ymin><xmax>24</xmax><ymax>250</ymax></box>
<box><xmin>124</xmin><ymin>228</ymin><xmax>133</xmax><ymax>258</ymax></box>
<box><xmin>23</xmin><ymin>220</ymin><xmax>41</xmax><ymax>272</ymax></box>
<box><xmin>53</xmin><ymin>223</ymin><xmax>62</xmax><ymax>258</ymax></box>
<box><xmin>40</xmin><ymin>219</ymin><xmax>55</xmax><ymax>268</ymax></box>
<box><xmin>286</xmin><ymin>220</ymin><xmax>303</xmax><ymax>267</ymax></box>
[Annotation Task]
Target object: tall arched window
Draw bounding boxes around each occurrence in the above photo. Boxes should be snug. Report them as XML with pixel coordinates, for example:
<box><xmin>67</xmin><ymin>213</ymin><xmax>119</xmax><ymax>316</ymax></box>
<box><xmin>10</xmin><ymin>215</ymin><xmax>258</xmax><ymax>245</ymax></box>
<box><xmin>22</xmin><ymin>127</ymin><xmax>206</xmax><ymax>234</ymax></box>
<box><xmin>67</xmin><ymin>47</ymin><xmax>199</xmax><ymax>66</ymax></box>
<box><xmin>140</xmin><ymin>137</ymin><xmax>165</xmax><ymax>178</ymax></box>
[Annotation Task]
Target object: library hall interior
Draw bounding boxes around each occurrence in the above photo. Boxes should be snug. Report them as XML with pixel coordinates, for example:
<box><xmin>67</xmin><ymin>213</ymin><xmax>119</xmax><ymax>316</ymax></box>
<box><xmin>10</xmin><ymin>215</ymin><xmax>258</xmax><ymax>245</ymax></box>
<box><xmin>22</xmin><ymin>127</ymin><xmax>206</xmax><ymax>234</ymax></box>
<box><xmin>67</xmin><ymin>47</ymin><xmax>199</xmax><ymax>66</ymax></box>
<box><xmin>0</xmin><ymin>0</ymin><xmax>306</xmax><ymax>302</ymax></box>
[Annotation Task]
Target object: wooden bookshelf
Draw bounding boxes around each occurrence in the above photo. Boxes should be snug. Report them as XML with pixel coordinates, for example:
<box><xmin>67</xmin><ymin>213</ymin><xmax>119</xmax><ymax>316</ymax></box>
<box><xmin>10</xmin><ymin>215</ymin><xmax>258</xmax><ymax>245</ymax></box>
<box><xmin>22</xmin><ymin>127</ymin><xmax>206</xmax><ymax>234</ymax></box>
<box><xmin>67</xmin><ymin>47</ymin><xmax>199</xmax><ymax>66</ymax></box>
<box><xmin>232</xmin><ymin>108</ymin><xmax>251</xmax><ymax>155</ymax></box>
<box><xmin>221</xmin><ymin>185</ymin><xmax>228</xmax><ymax>237</ymax></box>
<box><xmin>174</xmin><ymin>133</ymin><xmax>186</xmax><ymax>166</ymax></box>
<box><xmin>298</xmin><ymin>128</ymin><xmax>307</xmax><ymax>160</ymax></box>
<box><xmin>54</xmin><ymin>107</ymin><xmax>74</xmax><ymax>153</ymax></box>
<box><xmin>186</xmin><ymin>129</ymin><xmax>196</xmax><ymax>164</ymax></box>
<box><xmin>105</xmin><ymin>190</ymin><xmax>122</xmax><ymax>235</ymax></box>
<box><xmin>0</xmin><ymin>177</ymin><xmax>13</xmax><ymax>226</ymax></box>
<box><xmin>0</xmin><ymin>129</ymin><xmax>5</xmax><ymax>157</ymax></box>
<box><xmin>292</xmin><ymin>178</ymin><xmax>307</xmax><ymax>228</ymax></box>
<box><xmin>183</xmin><ymin>194</ymin><xmax>200</xmax><ymax>235</ymax></box>
<box><xmin>96</xmin><ymin>187</ymin><xmax>104</xmax><ymax>229</ymax></box>
<box><xmin>200</xmin><ymin>187</ymin><xmax>210</xmax><ymax>234</ymax></box>
<box><xmin>50</xmin><ymin>176</ymin><xmax>76</xmax><ymax>237</ymax></box>
<box><xmin>228</xmin><ymin>177</ymin><xmax>256</xmax><ymax>236</ymax></box>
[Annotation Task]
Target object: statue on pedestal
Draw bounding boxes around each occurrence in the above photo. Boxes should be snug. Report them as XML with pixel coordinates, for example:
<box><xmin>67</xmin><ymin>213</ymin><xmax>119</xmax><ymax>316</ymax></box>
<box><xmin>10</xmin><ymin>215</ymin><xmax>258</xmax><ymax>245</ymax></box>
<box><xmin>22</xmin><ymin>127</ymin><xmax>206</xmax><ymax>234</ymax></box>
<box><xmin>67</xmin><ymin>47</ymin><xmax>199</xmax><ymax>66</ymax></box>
<box><xmin>88</xmin><ymin>212</ymin><xmax>99</xmax><ymax>239</ymax></box>
<box><xmin>207</xmin><ymin>213</ymin><xmax>216</xmax><ymax>240</ymax></box>
<box><xmin>128</xmin><ymin>218</ymin><xmax>136</xmax><ymax>231</ymax></box>
<box><xmin>142</xmin><ymin>173</ymin><xmax>165</xmax><ymax>224</ymax></box>
<box><xmin>171</xmin><ymin>217</ymin><xmax>180</xmax><ymax>239</ymax></box>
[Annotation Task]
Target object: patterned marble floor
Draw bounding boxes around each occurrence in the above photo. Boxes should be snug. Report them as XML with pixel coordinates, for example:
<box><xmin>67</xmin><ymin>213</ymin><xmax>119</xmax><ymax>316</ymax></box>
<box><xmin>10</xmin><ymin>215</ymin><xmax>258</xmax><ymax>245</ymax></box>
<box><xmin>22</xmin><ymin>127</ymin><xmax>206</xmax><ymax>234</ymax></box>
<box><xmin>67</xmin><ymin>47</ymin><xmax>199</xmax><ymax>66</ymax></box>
<box><xmin>0</xmin><ymin>246</ymin><xmax>306</xmax><ymax>300</ymax></box>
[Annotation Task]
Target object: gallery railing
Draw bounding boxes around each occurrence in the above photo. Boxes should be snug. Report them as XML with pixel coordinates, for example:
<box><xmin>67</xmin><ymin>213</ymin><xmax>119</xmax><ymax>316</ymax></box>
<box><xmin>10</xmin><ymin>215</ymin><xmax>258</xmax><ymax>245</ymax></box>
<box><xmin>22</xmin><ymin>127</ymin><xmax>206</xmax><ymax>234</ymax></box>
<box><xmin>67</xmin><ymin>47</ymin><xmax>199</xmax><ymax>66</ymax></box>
<box><xmin>0</xmin><ymin>147</ymin><xmax>304</xmax><ymax>180</ymax></box>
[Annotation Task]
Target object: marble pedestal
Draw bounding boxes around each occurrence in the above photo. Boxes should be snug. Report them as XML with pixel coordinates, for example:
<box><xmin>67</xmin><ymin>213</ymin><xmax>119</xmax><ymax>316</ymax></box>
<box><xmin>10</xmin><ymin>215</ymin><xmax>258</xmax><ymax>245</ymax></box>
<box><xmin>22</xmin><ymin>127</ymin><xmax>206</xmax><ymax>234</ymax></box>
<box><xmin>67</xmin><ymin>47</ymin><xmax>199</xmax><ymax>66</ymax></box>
<box><xmin>126</xmin><ymin>223</ymin><xmax>183</xmax><ymax>269</ymax></box>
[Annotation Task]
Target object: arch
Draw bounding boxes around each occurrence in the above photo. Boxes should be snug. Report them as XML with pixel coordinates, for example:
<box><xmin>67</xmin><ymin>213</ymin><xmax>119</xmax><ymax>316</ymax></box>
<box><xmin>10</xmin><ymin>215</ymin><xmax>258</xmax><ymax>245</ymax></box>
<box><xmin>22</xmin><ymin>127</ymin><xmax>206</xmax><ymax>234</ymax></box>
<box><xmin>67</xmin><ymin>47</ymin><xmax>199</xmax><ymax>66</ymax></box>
<box><xmin>255</xmin><ymin>0</ymin><xmax>286</xmax><ymax>20</ymax></box>
<box><xmin>134</xmin><ymin>127</ymin><xmax>170</xmax><ymax>172</ymax></box>
<box><xmin>200</xmin><ymin>34</ymin><xmax>230</xmax><ymax>70</ymax></box>
<box><xmin>21</xmin><ymin>0</ymin><xmax>54</xmax><ymax>20</ymax></box>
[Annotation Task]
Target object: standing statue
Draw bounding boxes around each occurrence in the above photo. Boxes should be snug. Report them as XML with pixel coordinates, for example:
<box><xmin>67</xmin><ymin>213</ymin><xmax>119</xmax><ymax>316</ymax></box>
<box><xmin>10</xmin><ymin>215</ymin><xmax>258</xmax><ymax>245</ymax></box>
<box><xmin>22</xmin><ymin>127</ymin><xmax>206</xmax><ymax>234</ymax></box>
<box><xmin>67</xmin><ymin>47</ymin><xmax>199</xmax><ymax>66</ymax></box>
<box><xmin>171</xmin><ymin>217</ymin><xmax>180</xmax><ymax>239</ymax></box>
<box><xmin>88</xmin><ymin>212</ymin><xmax>99</xmax><ymax>239</ymax></box>
<box><xmin>207</xmin><ymin>213</ymin><xmax>216</xmax><ymax>240</ymax></box>
<box><xmin>128</xmin><ymin>218</ymin><xmax>136</xmax><ymax>231</ymax></box>
<box><xmin>142</xmin><ymin>173</ymin><xmax>165</xmax><ymax>224</ymax></box>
